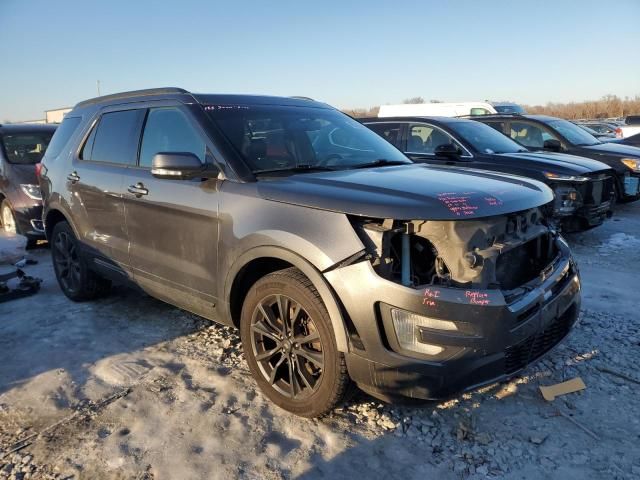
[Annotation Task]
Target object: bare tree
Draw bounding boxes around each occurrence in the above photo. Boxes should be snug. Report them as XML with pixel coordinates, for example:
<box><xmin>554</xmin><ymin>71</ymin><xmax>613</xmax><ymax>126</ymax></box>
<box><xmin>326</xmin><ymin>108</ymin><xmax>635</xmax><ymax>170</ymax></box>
<box><xmin>402</xmin><ymin>97</ymin><xmax>425</xmax><ymax>104</ymax></box>
<box><xmin>525</xmin><ymin>95</ymin><xmax>640</xmax><ymax>119</ymax></box>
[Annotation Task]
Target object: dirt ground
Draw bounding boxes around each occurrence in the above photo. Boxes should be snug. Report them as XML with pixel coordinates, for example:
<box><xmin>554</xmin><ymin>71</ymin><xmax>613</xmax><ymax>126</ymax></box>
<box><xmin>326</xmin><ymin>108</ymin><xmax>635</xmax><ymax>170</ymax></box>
<box><xmin>1</xmin><ymin>203</ymin><xmax>639</xmax><ymax>480</ymax></box>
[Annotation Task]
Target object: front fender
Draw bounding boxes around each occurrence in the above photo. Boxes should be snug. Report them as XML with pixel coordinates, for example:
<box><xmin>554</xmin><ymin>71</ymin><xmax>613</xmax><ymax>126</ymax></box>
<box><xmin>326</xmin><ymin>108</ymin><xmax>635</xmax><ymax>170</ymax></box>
<box><xmin>223</xmin><ymin>245</ymin><xmax>351</xmax><ymax>352</ymax></box>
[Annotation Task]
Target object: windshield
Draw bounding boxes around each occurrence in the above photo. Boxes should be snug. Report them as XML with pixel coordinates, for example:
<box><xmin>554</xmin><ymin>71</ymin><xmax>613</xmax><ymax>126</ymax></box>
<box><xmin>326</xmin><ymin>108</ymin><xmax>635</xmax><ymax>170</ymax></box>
<box><xmin>545</xmin><ymin>119</ymin><xmax>601</xmax><ymax>146</ymax></box>
<box><xmin>1</xmin><ymin>132</ymin><xmax>54</xmax><ymax>164</ymax></box>
<box><xmin>446</xmin><ymin>121</ymin><xmax>526</xmax><ymax>154</ymax></box>
<box><xmin>494</xmin><ymin>104</ymin><xmax>525</xmax><ymax>114</ymax></box>
<box><xmin>206</xmin><ymin>105</ymin><xmax>410</xmax><ymax>173</ymax></box>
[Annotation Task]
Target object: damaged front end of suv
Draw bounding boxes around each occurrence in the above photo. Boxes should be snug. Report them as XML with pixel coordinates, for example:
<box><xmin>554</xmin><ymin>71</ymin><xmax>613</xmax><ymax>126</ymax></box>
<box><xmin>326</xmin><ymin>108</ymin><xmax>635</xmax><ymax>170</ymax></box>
<box><xmin>323</xmin><ymin>197</ymin><xmax>580</xmax><ymax>401</ymax></box>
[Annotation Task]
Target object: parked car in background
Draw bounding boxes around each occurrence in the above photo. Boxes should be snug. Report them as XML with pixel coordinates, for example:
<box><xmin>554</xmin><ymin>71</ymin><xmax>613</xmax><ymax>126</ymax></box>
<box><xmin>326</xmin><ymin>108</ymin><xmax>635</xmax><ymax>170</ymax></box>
<box><xmin>363</xmin><ymin>117</ymin><xmax>615</xmax><ymax>231</ymax></box>
<box><xmin>473</xmin><ymin>114</ymin><xmax>640</xmax><ymax>202</ymax></box>
<box><xmin>575</xmin><ymin>123</ymin><xmax>616</xmax><ymax>142</ymax></box>
<box><xmin>491</xmin><ymin>102</ymin><xmax>526</xmax><ymax>114</ymax></box>
<box><xmin>40</xmin><ymin>88</ymin><xmax>580</xmax><ymax>416</ymax></box>
<box><xmin>378</xmin><ymin>102</ymin><xmax>496</xmax><ymax>118</ymax></box>
<box><xmin>614</xmin><ymin>132</ymin><xmax>640</xmax><ymax>147</ymax></box>
<box><xmin>616</xmin><ymin>115</ymin><xmax>640</xmax><ymax>139</ymax></box>
<box><xmin>0</xmin><ymin>123</ymin><xmax>56</xmax><ymax>247</ymax></box>
<box><xmin>576</xmin><ymin>121</ymin><xmax>619</xmax><ymax>138</ymax></box>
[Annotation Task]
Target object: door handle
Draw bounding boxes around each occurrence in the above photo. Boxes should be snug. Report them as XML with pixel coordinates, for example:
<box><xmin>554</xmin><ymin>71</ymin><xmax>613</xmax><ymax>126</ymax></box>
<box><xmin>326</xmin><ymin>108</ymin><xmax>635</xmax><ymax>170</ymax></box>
<box><xmin>128</xmin><ymin>182</ymin><xmax>149</xmax><ymax>197</ymax></box>
<box><xmin>67</xmin><ymin>171</ymin><xmax>80</xmax><ymax>183</ymax></box>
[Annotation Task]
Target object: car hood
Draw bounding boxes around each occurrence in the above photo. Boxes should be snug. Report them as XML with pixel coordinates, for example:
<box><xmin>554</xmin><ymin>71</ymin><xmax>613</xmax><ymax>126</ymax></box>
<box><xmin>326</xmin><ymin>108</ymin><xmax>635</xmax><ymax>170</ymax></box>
<box><xmin>497</xmin><ymin>151</ymin><xmax>611</xmax><ymax>174</ymax></box>
<box><xmin>256</xmin><ymin>164</ymin><xmax>553</xmax><ymax>220</ymax></box>
<box><xmin>583</xmin><ymin>142</ymin><xmax>640</xmax><ymax>158</ymax></box>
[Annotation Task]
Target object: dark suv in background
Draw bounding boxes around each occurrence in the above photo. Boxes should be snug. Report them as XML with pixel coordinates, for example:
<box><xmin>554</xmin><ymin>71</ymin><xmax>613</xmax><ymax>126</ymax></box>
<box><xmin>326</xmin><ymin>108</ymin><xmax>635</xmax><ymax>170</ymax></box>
<box><xmin>40</xmin><ymin>88</ymin><xmax>580</xmax><ymax>417</ymax></box>
<box><xmin>473</xmin><ymin>114</ymin><xmax>640</xmax><ymax>202</ymax></box>
<box><xmin>0</xmin><ymin>123</ymin><xmax>56</xmax><ymax>247</ymax></box>
<box><xmin>363</xmin><ymin>117</ymin><xmax>615</xmax><ymax>231</ymax></box>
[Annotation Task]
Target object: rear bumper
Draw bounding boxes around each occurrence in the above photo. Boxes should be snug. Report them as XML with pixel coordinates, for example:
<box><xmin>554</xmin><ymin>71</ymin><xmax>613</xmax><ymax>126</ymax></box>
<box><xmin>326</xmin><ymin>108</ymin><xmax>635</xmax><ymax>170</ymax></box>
<box><xmin>14</xmin><ymin>204</ymin><xmax>45</xmax><ymax>239</ymax></box>
<box><xmin>325</xmin><ymin>239</ymin><xmax>581</xmax><ymax>400</ymax></box>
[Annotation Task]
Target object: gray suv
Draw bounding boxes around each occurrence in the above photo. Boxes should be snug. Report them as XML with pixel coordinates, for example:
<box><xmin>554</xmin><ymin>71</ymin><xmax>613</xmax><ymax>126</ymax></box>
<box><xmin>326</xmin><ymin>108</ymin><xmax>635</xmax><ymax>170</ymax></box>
<box><xmin>40</xmin><ymin>88</ymin><xmax>581</xmax><ymax>417</ymax></box>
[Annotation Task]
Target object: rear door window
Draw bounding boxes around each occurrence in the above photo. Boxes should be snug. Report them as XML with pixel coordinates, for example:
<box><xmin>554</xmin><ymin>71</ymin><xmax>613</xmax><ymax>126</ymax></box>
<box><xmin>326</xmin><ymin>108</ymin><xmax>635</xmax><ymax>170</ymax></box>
<box><xmin>408</xmin><ymin>124</ymin><xmax>460</xmax><ymax>154</ymax></box>
<box><xmin>139</xmin><ymin>107</ymin><xmax>206</xmax><ymax>168</ymax></box>
<box><xmin>510</xmin><ymin>121</ymin><xmax>558</xmax><ymax>149</ymax></box>
<box><xmin>85</xmin><ymin>110</ymin><xmax>145</xmax><ymax>165</ymax></box>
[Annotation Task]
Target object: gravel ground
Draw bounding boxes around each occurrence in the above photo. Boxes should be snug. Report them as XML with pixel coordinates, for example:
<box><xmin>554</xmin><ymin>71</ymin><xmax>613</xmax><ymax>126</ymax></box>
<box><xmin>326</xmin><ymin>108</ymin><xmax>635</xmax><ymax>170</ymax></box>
<box><xmin>1</xmin><ymin>203</ymin><xmax>639</xmax><ymax>479</ymax></box>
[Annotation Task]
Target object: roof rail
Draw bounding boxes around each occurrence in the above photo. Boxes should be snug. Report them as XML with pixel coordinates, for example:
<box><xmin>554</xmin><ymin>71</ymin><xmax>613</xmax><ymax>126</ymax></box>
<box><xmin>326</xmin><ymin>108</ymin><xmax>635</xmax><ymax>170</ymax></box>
<box><xmin>289</xmin><ymin>96</ymin><xmax>315</xmax><ymax>101</ymax></box>
<box><xmin>76</xmin><ymin>87</ymin><xmax>190</xmax><ymax>108</ymax></box>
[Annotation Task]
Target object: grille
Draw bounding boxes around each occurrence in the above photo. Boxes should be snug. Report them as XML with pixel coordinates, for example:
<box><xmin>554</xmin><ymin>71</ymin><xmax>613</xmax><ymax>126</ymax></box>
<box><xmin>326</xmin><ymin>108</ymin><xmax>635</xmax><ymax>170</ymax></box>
<box><xmin>581</xmin><ymin>174</ymin><xmax>614</xmax><ymax>206</ymax></box>
<box><xmin>504</xmin><ymin>304</ymin><xmax>576</xmax><ymax>374</ymax></box>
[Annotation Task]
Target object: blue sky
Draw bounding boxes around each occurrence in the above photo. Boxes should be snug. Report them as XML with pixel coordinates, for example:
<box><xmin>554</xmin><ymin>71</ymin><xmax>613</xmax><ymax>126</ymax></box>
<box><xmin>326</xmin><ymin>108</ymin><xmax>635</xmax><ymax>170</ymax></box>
<box><xmin>1</xmin><ymin>0</ymin><xmax>639</xmax><ymax>121</ymax></box>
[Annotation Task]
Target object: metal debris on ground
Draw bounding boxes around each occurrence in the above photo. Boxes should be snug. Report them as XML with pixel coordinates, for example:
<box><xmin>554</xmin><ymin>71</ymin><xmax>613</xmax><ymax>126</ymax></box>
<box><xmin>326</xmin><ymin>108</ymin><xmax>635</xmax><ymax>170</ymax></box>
<box><xmin>0</xmin><ymin>268</ymin><xmax>42</xmax><ymax>304</ymax></box>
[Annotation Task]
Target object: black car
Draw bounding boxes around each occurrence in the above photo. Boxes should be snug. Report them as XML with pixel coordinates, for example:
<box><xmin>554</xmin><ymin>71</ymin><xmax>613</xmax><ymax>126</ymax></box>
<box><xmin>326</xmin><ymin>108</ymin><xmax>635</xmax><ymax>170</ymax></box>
<box><xmin>362</xmin><ymin>116</ymin><xmax>615</xmax><ymax>231</ymax></box>
<box><xmin>614</xmin><ymin>132</ymin><xmax>640</xmax><ymax>147</ymax></box>
<box><xmin>0</xmin><ymin>123</ymin><xmax>57</xmax><ymax>246</ymax></box>
<box><xmin>472</xmin><ymin>114</ymin><xmax>640</xmax><ymax>202</ymax></box>
<box><xmin>40</xmin><ymin>88</ymin><xmax>580</xmax><ymax>416</ymax></box>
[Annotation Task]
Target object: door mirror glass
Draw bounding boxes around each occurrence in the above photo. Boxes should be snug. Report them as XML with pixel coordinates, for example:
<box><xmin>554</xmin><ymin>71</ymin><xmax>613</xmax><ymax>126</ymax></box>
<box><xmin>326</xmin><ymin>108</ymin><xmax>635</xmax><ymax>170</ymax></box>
<box><xmin>151</xmin><ymin>152</ymin><xmax>207</xmax><ymax>179</ymax></box>
<box><xmin>543</xmin><ymin>139</ymin><xmax>562</xmax><ymax>152</ymax></box>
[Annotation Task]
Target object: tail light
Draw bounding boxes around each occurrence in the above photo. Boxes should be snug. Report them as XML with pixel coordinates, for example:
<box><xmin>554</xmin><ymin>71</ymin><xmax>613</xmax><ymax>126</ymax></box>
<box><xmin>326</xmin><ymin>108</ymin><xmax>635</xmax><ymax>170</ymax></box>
<box><xmin>615</xmin><ymin>128</ymin><xmax>623</xmax><ymax>138</ymax></box>
<box><xmin>35</xmin><ymin>162</ymin><xmax>43</xmax><ymax>179</ymax></box>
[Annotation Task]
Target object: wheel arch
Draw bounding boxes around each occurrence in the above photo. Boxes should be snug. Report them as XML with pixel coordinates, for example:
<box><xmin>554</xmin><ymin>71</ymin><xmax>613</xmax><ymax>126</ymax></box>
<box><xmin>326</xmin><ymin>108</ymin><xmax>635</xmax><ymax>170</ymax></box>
<box><xmin>44</xmin><ymin>208</ymin><xmax>73</xmax><ymax>240</ymax></box>
<box><xmin>225</xmin><ymin>246</ymin><xmax>350</xmax><ymax>352</ymax></box>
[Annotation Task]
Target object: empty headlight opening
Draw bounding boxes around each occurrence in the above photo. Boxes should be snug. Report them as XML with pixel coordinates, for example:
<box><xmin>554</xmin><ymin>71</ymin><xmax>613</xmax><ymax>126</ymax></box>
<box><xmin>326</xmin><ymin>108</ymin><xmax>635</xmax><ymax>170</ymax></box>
<box><xmin>349</xmin><ymin>208</ymin><xmax>559</xmax><ymax>292</ymax></box>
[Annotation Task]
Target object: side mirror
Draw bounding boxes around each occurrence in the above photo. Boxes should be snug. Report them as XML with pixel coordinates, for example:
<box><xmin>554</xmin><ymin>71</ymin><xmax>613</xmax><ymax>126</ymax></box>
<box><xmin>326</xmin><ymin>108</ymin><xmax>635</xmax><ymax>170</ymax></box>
<box><xmin>434</xmin><ymin>143</ymin><xmax>461</xmax><ymax>159</ymax></box>
<box><xmin>151</xmin><ymin>152</ymin><xmax>216</xmax><ymax>180</ymax></box>
<box><xmin>543</xmin><ymin>139</ymin><xmax>562</xmax><ymax>152</ymax></box>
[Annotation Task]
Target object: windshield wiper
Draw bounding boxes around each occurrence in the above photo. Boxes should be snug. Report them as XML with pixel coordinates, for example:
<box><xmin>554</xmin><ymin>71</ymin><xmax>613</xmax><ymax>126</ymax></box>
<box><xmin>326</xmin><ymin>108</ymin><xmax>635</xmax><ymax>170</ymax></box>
<box><xmin>253</xmin><ymin>164</ymin><xmax>337</xmax><ymax>174</ymax></box>
<box><xmin>350</xmin><ymin>159</ymin><xmax>410</xmax><ymax>169</ymax></box>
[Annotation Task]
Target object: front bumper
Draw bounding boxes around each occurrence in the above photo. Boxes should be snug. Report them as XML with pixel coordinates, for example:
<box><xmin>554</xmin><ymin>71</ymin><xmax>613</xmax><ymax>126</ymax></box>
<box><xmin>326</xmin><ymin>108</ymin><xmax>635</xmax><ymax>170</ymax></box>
<box><xmin>325</xmin><ymin>240</ymin><xmax>581</xmax><ymax>400</ymax></box>
<box><xmin>14</xmin><ymin>204</ymin><xmax>45</xmax><ymax>239</ymax></box>
<box><xmin>622</xmin><ymin>173</ymin><xmax>640</xmax><ymax>199</ymax></box>
<box><xmin>553</xmin><ymin>176</ymin><xmax>614</xmax><ymax>229</ymax></box>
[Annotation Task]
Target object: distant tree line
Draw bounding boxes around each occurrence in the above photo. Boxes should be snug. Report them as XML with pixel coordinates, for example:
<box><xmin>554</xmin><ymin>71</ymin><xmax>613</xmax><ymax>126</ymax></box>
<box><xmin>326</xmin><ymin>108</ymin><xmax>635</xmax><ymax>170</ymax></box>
<box><xmin>523</xmin><ymin>95</ymin><xmax>640</xmax><ymax>119</ymax></box>
<box><xmin>343</xmin><ymin>94</ymin><xmax>640</xmax><ymax>120</ymax></box>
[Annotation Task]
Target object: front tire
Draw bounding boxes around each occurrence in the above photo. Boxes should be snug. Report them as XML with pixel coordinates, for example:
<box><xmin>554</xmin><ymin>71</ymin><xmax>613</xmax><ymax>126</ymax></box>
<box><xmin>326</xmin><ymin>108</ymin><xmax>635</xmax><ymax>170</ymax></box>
<box><xmin>51</xmin><ymin>221</ymin><xmax>111</xmax><ymax>301</ymax></box>
<box><xmin>240</xmin><ymin>268</ymin><xmax>351</xmax><ymax>417</ymax></box>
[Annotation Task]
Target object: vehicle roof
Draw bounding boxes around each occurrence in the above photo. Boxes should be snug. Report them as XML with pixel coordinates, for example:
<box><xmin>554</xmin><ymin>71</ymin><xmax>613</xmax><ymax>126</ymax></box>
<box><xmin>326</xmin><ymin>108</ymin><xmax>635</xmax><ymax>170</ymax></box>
<box><xmin>0</xmin><ymin>123</ymin><xmax>58</xmax><ymax>134</ymax></box>
<box><xmin>359</xmin><ymin>116</ymin><xmax>477</xmax><ymax>125</ymax></box>
<box><xmin>72</xmin><ymin>87</ymin><xmax>329</xmax><ymax>111</ymax></box>
<box><xmin>474</xmin><ymin>114</ymin><xmax>560</xmax><ymax>122</ymax></box>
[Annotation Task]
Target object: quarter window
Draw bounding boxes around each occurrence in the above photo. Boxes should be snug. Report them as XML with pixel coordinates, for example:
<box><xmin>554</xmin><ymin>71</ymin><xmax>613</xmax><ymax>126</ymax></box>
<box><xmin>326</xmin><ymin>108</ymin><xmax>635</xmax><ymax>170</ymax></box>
<box><xmin>139</xmin><ymin>107</ymin><xmax>205</xmax><ymax>168</ymax></box>
<box><xmin>44</xmin><ymin>116</ymin><xmax>81</xmax><ymax>159</ymax></box>
<box><xmin>470</xmin><ymin>107</ymin><xmax>491</xmax><ymax>116</ymax></box>
<box><xmin>87</xmin><ymin>110</ymin><xmax>145</xmax><ymax>165</ymax></box>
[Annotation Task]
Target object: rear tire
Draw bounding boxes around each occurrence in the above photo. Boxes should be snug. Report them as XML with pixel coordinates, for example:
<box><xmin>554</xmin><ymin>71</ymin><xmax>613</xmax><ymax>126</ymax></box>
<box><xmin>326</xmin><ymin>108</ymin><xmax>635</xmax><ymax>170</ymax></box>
<box><xmin>240</xmin><ymin>267</ymin><xmax>351</xmax><ymax>417</ymax></box>
<box><xmin>51</xmin><ymin>221</ymin><xmax>111</xmax><ymax>301</ymax></box>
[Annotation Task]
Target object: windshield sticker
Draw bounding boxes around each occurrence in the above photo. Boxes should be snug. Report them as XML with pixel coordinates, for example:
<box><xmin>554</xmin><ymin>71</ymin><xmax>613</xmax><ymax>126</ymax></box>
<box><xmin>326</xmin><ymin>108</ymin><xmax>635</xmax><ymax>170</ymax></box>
<box><xmin>437</xmin><ymin>192</ymin><xmax>479</xmax><ymax>216</ymax></box>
